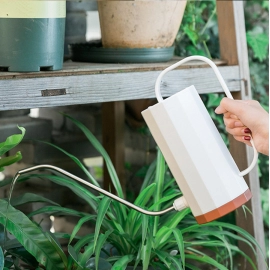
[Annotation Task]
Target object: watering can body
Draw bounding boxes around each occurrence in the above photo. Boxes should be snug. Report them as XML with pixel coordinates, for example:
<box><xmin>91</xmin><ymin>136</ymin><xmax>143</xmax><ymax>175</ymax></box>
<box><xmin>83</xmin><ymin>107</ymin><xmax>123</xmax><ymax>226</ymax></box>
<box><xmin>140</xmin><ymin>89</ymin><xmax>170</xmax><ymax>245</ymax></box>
<box><xmin>142</xmin><ymin>85</ymin><xmax>251</xmax><ymax>224</ymax></box>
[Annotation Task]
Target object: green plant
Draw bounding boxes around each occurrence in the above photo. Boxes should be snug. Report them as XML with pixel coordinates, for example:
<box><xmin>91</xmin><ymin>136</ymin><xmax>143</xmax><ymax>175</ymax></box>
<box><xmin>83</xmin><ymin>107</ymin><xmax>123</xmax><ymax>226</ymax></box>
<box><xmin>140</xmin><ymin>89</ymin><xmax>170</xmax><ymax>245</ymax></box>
<box><xmin>175</xmin><ymin>0</ymin><xmax>218</xmax><ymax>59</ymax></box>
<box><xmin>0</xmin><ymin>126</ymin><xmax>25</xmax><ymax>172</ymax></box>
<box><xmin>0</xmin><ymin>116</ymin><xmax>266</xmax><ymax>270</ymax></box>
<box><xmin>0</xmin><ymin>126</ymin><xmax>25</xmax><ymax>269</ymax></box>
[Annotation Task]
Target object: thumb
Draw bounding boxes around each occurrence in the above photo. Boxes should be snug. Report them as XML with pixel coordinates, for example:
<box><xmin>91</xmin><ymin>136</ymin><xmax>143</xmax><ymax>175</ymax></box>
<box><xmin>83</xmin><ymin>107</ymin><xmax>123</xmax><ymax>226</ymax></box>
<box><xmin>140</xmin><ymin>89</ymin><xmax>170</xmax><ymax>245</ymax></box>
<box><xmin>215</xmin><ymin>98</ymin><xmax>243</xmax><ymax>115</ymax></box>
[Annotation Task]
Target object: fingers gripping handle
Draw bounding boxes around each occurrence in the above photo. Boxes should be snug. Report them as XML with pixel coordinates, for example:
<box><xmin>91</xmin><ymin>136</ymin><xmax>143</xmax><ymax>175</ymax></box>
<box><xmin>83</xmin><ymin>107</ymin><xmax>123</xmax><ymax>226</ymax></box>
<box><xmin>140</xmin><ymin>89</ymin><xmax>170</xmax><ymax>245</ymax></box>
<box><xmin>154</xmin><ymin>55</ymin><xmax>258</xmax><ymax>177</ymax></box>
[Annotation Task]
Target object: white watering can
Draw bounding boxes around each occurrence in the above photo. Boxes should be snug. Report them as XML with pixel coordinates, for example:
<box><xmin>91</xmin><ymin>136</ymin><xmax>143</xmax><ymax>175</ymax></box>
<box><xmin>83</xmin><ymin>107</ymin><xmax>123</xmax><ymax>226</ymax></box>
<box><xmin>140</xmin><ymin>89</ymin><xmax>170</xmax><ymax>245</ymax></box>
<box><xmin>142</xmin><ymin>55</ymin><xmax>258</xmax><ymax>223</ymax></box>
<box><xmin>13</xmin><ymin>56</ymin><xmax>258</xmax><ymax>224</ymax></box>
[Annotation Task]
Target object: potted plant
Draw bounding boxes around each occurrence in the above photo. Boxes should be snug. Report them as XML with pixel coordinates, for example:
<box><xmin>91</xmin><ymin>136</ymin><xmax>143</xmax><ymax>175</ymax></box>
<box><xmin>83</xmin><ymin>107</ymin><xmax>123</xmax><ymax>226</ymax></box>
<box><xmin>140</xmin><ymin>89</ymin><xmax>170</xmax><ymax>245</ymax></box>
<box><xmin>0</xmin><ymin>116</ymin><xmax>266</xmax><ymax>269</ymax></box>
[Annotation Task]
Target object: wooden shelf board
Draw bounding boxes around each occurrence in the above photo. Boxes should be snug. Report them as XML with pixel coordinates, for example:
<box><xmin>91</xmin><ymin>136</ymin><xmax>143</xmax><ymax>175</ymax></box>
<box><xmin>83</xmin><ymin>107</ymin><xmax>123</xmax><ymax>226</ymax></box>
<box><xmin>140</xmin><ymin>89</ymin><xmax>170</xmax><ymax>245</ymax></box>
<box><xmin>0</xmin><ymin>58</ymin><xmax>241</xmax><ymax>111</ymax></box>
<box><xmin>0</xmin><ymin>58</ymin><xmax>226</xmax><ymax>80</ymax></box>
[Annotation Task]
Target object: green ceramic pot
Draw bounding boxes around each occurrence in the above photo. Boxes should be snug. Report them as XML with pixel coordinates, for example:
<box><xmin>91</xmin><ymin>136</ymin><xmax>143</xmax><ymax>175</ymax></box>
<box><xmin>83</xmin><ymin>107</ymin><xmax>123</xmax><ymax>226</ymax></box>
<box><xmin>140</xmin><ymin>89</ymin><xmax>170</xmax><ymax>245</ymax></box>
<box><xmin>0</xmin><ymin>1</ymin><xmax>66</xmax><ymax>72</ymax></box>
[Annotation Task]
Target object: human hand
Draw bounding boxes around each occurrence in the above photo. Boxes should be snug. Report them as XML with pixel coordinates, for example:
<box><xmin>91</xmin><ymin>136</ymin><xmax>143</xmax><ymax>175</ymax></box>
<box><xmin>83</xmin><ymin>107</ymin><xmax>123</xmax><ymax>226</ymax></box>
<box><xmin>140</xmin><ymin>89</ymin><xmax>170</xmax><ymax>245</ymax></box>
<box><xmin>215</xmin><ymin>98</ymin><xmax>269</xmax><ymax>156</ymax></box>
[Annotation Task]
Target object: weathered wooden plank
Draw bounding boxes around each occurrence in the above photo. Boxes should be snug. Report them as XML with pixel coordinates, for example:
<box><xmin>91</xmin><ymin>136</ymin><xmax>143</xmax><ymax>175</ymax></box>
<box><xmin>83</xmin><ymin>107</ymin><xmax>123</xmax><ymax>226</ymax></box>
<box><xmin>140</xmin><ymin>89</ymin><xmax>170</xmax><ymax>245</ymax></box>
<box><xmin>0</xmin><ymin>65</ymin><xmax>240</xmax><ymax>111</ymax></box>
<box><xmin>217</xmin><ymin>1</ymin><xmax>266</xmax><ymax>269</ymax></box>
<box><xmin>0</xmin><ymin>58</ymin><xmax>226</xmax><ymax>80</ymax></box>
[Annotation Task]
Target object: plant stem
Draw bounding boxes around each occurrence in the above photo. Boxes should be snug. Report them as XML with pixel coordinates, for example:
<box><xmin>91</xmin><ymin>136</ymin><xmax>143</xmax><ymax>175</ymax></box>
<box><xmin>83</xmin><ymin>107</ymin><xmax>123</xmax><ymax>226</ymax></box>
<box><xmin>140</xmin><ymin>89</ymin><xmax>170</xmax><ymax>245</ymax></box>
<box><xmin>200</xmin><ymin>6</ymin><xmax>217</xmax><ymax>35</ymax></box>
<box><xmin>203</xmin><ymin>41</ymin><xmax>212</xmax><ymax>59</ymax></box>
<box><xmin>153</xmin><ymin>150</ymin><xmax>165</xmax><ymax>237</ymax></box>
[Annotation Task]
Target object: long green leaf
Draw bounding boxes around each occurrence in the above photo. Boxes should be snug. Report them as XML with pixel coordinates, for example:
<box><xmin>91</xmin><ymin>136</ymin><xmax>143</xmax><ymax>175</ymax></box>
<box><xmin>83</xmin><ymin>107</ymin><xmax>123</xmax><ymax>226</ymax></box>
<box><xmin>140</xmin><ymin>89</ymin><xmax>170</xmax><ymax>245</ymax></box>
<box><xmin>45</xmin><ymin>232</ymin><xmax>68</xmax><ymax>268</ymax></box>
<box><xmin>163</xmin><ymin>208</ymin><xmax>191</xmax><ymax>229</ymax></box>
<box><xmin>40</xmin><ymin>140</ymin><xmax>100</xmax><ymax>187</ymax></box>
<box><xmin>78</xmin><ymin>242</ymin><xmax>95</xmax><ymax>267</ymax></box>
<box><xmin>111</xmin><ymin>255</ymin><xmax>134</xmax><ymax>270</ymax></box>
<box><xmin>126</xmin><ymin>183</ymin><xmax>156</xmax><ymax>233</ymax></box>
<box><xmin>185</xmin><ymin>254</ymin><xmax>228</xmax><ymax>270</ymax></box>
<box><xmin>153</xmin><ymin>150</ymin><xmax>165</xmax><ymax>237</ymax></box>
<box><xmin>4</xmin><ymin>193</ymin><xmax>60</xmax><ymax>207</ymax></box>
<box><xmin>68</xmin><ymin>245</ymin><xmax>84</xmax><ymax>270</ymax></box>
<box><xmin>0</xmin><ymin>152</ymin><xmax>22</xmax><ymax>171</ymax></box>
<box><xmin>183</xmin><ymin>227</ymin><xmax>258</xmax><ymax>258</ymax></box>
<box><xmin>94</xmin><ymin>196</ymin><xmax>111</xmax><ymax>250</ymax></box>
<box><xmin>74</xmin><ymin>234</ymin><xmax>95</xmax><ymax>253</ymax></box>
<box><xmin>64</xmin><ymin>114</ymin><xmax>124</xmax><ymax>199</ymax></box>
<box><xmin>141</xmin><ymin>215</ymin><xmax>148</xmax><ymax>248</ymax></box>
<box><xmin>140</xmin><ymin>159</ymin><xmax>157</xmax><ymax>192</ymax></box>
<box><xmin>69</xmin><ymin>215</ymin><xmax>95</xmax><ymax>245</ymax></box>
<box><xmin>27</xmin><ymin>205</ymin><xmax>90</xmax><ymax>218</ymax></box>
<box><xmin>25</xmin><ymin>174</ymin><xmax>98</xmax><ymax>211</ymax></box>
<box><xmin>149</xmin><ymin>194</ymin><xmax>179</xmax><ymax>211</ymax></box>
<box><xmin>154</xmin><ymin>250</ymin><xmax>171</xmax><ymax>268</ymax></box>
<box><xmin>210</xmin><ymin>221</ymin><xmax>264</xmax><ymax>255</ymax></box>
<box><xmin>64</xmin><ymin>114</ymin><xmax>127</xmax><ymax>224</ymax></box>
<box><xmin>0</xmin><ymin>246</ymin><xmax>3</xmax><ymax>270</ymax></box>
<box><xmin>142</xmin><ymin>233</ymin><xmax>152</xmax><ymax>270</ymax></box>
<box><xmin>95</xmin><ymin>230</ymin><xmax>113</xmax><ymax>270</ymax></box>
<box><xmin>0</xmin><ymin>199</ymin><xmax>64</xmax><ymax>270</ymax></box>
<box><xmin>0</xmin><ymin>126</ymin><xmax>25</xmax><ymax>156</ymax></box>
<box><xmin>185</xmin><ymin>263</ymin><xmax>201</xmax><ymax>270</ymax></box>
<box><xmin>172</xmin><ymin>228</ymin><xmax>185</xmax><ymax>269</ymax></box>
<box><xmin>155</xmin><ymin>226</ymin><xmax>172</xmax><ymax>248</ymax></box>
<box><xmin>169</xmin><ymin>254</ymin><xmax>183</xmax><ymax>270</ymax></box>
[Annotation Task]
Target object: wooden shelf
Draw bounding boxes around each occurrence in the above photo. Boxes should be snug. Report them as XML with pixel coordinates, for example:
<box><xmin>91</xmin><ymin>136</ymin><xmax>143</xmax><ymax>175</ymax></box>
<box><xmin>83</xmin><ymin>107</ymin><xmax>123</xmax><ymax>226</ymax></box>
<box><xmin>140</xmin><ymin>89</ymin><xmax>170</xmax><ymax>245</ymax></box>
<box><xmin>0</xmin><ymin>58</ymin><xmax>241</xmax><ymax>111</ymax></box>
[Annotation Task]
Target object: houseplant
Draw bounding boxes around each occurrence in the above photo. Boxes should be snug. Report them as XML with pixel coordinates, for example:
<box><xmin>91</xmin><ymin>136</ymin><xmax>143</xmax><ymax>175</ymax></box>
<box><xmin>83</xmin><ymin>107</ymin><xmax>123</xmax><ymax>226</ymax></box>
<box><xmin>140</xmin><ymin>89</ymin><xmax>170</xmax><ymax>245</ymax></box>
<box><xmin>0</xmin><ymin>115</ymin><xmax>266</xmax><ymax>269</ymax></box>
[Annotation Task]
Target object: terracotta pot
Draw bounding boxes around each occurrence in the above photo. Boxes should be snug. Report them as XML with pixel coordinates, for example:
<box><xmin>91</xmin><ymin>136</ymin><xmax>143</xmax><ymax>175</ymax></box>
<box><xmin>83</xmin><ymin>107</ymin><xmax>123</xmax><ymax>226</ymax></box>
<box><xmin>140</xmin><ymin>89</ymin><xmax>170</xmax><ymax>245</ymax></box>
<box><xmin>97</xmin><ymin>0</ymin><xmax>187</xmax><ymax>48</ymax></box>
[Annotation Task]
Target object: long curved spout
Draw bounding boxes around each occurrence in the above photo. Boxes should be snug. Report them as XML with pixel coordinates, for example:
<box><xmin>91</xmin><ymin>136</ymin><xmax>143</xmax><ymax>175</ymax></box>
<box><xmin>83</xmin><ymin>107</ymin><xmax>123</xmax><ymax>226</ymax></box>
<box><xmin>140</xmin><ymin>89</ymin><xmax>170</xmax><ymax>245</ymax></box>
<box><xmin>16</xmin><ymin>164</ymin><xmax>188</xmax><ymax>216</ymax></box>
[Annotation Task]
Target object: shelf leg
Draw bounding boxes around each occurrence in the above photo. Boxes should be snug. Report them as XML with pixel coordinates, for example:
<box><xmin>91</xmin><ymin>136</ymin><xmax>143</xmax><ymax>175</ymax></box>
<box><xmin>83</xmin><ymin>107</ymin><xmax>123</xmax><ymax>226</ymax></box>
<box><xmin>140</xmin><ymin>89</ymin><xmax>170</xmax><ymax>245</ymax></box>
<box><xmin>102</xmin><ymin>101</ymin><xmax>125</xmax><ymax>194</ymax></box>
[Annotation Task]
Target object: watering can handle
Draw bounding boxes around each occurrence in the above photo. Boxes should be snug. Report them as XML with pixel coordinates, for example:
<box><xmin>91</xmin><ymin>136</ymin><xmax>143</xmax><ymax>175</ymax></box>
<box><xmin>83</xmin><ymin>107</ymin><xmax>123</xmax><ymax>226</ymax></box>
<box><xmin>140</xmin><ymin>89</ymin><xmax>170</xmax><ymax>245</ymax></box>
<box><xmin>155</xmin><ymin>55</ymin><xmax>258</xmax><ymax>177</ymax></box>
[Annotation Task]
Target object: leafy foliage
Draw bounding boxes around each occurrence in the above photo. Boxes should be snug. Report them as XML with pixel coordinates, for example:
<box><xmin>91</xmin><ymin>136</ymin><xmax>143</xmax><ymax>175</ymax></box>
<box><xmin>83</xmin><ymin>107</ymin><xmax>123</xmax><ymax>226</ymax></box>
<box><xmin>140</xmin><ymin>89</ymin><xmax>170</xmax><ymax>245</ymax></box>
<box><xmin>246</xmin><ymin>30</ymin><xmax>269</xmax><ymax>62</ymax></box>
<box><xmin>0</xmin><ymin>200</ymin><xmax>65</xmax><ymax>270</ymax></box>
<box><xmin>0</xmin><ymin>126</ymin><xmax>25</xmax><ymax>172</ymax></box>
<box><xmin>0</xmin><ymin>116</ymin><xmax>265</xmax><ymax>269</ymax></box>
<box><xmin>175</xmin><ymin>0</ymin><xmax>218</xmax><ymax>58</ymax></box>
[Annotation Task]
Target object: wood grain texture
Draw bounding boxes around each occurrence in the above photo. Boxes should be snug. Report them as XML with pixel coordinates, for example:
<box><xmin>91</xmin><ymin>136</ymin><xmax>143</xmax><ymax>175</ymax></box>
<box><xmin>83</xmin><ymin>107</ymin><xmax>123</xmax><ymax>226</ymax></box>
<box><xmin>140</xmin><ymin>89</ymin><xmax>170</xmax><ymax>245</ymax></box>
<box><xmin>0</xmin><ymin>65</ymin><xmax>240</xmax><ymax>111</ymax></box>
<box><xmin>102</xmin><ymin>101</ymin><xmax>125</xmax><ymax>193</ymax></box>
<box><xmin>217</xmin><ymin>1</ymin><xmax>238</xmax><ymax>65</ymax></box>
<box><xmin>0</xmin><ymin>58</ymin><xmax>226</xmax><ymax>79</ymax></box>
